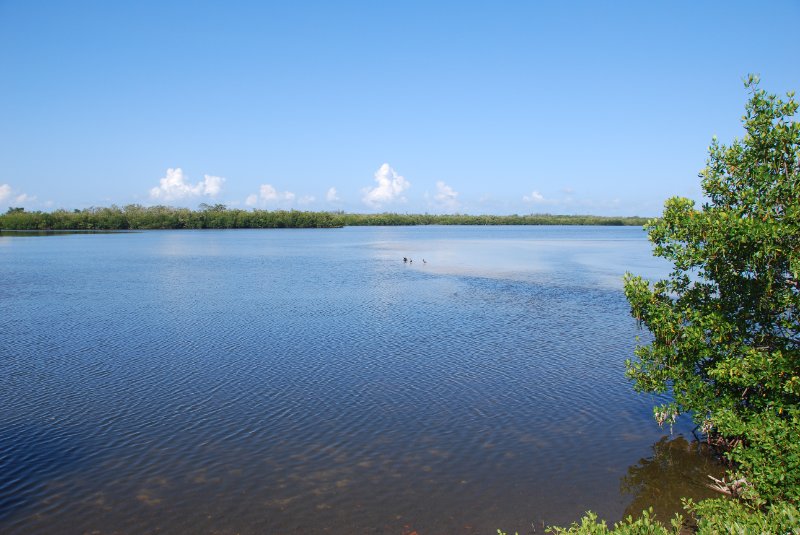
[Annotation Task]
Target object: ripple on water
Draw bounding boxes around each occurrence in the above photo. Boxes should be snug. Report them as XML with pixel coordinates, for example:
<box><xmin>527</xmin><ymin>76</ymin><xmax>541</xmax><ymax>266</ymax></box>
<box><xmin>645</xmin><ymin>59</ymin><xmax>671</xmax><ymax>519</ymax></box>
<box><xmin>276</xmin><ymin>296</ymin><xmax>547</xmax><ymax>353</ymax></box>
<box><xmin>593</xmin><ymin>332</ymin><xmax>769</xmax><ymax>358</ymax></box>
<box><xmin>0</xmin><ymin>227</ymin><xmax>720</xmax><ymax>534</ymax></box>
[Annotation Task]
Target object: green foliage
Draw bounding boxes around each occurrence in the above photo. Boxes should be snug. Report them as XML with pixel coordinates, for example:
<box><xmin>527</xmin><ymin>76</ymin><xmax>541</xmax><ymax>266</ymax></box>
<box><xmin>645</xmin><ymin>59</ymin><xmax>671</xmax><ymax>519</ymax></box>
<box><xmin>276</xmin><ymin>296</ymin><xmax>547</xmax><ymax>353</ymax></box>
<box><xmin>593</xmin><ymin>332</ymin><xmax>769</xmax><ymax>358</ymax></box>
<box><xmin>686</xmin><ymin>497</ymin><xmax>800</xmax><ymax>534</ymax></box>
<box><xmin>623</xmin><ymin>76</ymin><xmax>799</xmax><ymax>504</ymax></box>
<box><xmin>719</xmin><ymin>408</ymin><xmax>800</xmax><ymax>505</ymax></box>
<box><xmin>0</xmin><ymin>205</ymin><xmax>345</xmax><ymax>230</ymax></box>
<box><xmin>543</xmin><ymin>501</ymin><xmax>800</xmax><ymax>534</ymax></box>
<box><xmin>544</xmin><ymin>509</ymin><xmax>682</xmax><ymax>535</ymax></box>
<box><xmin>335</xmin><ymin>212</ymin><xmax>647</xmax><ymax>226</ymax></box>
<box><xmin>0</xmin><ymin>205</ymin><xmax>649</xmax><ymax>230</ymax></box>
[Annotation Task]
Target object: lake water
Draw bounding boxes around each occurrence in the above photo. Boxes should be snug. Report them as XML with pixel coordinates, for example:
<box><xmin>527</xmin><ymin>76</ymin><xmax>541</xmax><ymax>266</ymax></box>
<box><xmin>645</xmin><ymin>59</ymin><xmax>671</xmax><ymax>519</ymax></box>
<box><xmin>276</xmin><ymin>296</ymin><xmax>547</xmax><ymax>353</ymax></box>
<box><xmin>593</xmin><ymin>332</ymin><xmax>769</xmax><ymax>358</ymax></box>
<box><xmin>0</xmin><ymin>226</ymin><xmax>723</xmax><ymax>534</ymax></box>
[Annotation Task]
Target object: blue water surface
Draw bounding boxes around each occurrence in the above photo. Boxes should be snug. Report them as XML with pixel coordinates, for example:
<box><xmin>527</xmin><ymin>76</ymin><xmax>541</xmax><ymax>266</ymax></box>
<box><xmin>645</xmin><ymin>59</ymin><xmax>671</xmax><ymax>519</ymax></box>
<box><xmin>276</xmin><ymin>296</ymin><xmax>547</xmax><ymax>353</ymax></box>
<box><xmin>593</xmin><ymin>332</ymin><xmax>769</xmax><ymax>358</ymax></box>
<box><xmin>0</xmin><ymin>226</ymin><xmax>721</xmax><ymax>534</ymax></box>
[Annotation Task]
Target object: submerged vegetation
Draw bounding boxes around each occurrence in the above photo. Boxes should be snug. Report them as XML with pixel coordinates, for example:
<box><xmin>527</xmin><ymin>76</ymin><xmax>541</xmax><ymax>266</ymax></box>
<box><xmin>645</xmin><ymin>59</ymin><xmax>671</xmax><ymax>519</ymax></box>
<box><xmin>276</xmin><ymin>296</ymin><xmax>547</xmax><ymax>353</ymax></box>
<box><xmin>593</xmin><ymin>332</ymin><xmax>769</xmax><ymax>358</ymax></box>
<box><xmin>0</xmin><ymin>204</ymin><xmax>648</xmax><ymax>230</ymax></box>
<box><xmin>539</xmin><ymin>77</ymin><xmax>800</xmax><ymax>533</ymax></box>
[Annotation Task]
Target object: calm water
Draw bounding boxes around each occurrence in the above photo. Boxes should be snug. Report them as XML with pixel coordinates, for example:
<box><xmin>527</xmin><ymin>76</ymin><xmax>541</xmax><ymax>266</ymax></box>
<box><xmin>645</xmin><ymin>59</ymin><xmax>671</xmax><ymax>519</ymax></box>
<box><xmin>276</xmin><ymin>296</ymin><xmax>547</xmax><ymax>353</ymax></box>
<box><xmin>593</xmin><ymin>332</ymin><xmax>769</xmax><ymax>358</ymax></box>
<box><xmin>0</xmin><ymin>226</ymin><xmax>722</xmax><ymax>534</ymax></box>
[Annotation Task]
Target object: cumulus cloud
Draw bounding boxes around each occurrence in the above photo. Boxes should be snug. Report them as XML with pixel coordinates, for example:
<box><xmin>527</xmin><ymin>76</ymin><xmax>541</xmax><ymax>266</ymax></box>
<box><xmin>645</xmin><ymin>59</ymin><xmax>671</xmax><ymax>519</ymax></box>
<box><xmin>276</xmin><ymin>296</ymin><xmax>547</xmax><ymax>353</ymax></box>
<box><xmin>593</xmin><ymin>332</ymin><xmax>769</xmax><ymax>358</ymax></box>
<box><xmin>362</xmin><ymin>163</ymin><xmax>410</xmax><ymax>208</ymax></box>
<box><xmin>203</xmin><ymin>175</ymin><xmax>224</xmax><ymax>196</ymax></box>
<box><xmin>0</xmin><ymin>184</ymin><xmax>35</xmax><ymax>205</ymax></box>
<box><xmin>246</xmin><ymin>184</ymin><xmax>296</xmax><ymax>207</ymax></box>
<box><xmin>298</xmin><ymin>195</ymin><xmax>315</xmax><ymax>205</ymax></box>
<box><xmin>433</xmin><ymin>181</ymin><xmax>460</xmax><ymax>211</ymax></box>
<box><xmin>259</xmin><ymin>184</ymin><xmax>279</xmax><ymax>201</ymax></box>
<box><xmin>260</xmin><ymin>184</ymin><xmax>295</xmax><ymax>202</ymax></box>
<box><xmin>523</xmin><ymin>190</ymin><xmax>546</xmax><ymax>203</ymax></box>
<box><xmin>326</xmin><ymin>187</ymin><xmax>339</xmax><ymax>202</ymax></box>
<box><xmin>520</xmin><ymin>187</ymin><xmax>628</xmax><ymax>213</ymax></box>
<box><xmin>149</xmin><ymin>168</ymin><xmax>225</xmax><ymax>201</ymax></box>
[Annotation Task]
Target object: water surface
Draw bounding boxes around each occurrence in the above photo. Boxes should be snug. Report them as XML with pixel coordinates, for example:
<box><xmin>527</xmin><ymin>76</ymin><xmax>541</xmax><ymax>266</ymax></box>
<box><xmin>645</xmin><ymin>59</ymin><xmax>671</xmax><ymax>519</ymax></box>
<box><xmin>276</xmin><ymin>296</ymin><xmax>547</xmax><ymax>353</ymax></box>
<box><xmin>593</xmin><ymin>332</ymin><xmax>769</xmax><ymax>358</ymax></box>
<box><xmin>0</xmin><ymin>226</ymin><xmax>722</xmax><ymax>534</ymax></box>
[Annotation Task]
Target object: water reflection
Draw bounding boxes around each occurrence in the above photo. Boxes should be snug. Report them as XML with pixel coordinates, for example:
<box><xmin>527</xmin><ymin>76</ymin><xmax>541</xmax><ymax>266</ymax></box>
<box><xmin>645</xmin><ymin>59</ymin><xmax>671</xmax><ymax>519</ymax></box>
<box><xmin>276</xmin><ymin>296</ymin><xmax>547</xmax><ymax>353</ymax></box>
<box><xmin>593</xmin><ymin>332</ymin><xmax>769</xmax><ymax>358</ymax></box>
<box><xmin>377</xmin><ymin>226</ymin><xmax>671</xmax><ymax>289</ymax></box>
<box><xmin>0</xmin><ymin>227</ymin><xmax>723</xmax><ymax>533</ymax></box>
<box><xmin>0</xmin><ymin>230</ymin><xmax>129</xmax><ymax>237</ymax></box>
<box><xmin>621</xmin><ymin>435</ymin><xmax>726</xmax><ymax>521</ymax></box>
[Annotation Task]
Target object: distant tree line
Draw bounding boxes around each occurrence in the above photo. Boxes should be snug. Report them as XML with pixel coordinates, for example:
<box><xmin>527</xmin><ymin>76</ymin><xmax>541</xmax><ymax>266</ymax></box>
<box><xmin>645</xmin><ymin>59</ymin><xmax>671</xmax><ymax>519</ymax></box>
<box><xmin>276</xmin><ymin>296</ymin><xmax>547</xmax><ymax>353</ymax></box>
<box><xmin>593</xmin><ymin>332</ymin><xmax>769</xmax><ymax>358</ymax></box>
<box><xmin>0</xmin><ymin>204</ymin><xmax>649</xmax><ymax>230</ymax></box>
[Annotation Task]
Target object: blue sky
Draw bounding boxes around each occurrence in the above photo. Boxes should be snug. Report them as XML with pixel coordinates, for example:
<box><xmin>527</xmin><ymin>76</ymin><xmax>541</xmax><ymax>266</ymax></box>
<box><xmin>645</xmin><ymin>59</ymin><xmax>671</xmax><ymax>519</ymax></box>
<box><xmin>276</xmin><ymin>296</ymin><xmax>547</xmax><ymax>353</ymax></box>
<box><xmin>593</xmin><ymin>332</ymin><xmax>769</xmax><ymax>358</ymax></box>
<box><xmin>1</xmin><ymin>1</ymin><xmax>798</xmax><ymax>216</ymax></box>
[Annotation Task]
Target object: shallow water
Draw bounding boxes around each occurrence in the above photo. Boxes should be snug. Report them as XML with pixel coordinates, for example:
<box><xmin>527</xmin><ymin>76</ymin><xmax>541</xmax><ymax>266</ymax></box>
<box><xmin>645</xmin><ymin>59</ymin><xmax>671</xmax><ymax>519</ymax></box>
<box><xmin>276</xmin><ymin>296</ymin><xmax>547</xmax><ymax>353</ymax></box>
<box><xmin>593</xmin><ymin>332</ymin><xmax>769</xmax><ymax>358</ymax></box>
<box><xmin>0</xmin><ymin>226</ymin><xmax>723</xmax><ymax>534</ymax></box>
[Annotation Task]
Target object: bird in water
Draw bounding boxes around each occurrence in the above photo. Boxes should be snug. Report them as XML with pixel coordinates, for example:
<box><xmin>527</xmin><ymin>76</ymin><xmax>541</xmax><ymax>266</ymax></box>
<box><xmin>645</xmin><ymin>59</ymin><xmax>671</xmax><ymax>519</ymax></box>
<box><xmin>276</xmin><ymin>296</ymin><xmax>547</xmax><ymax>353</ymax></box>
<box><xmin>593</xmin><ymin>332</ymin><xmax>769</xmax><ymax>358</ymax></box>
<box><xmin>423</xmin><ymin>259</ymin><xmax>427</xmax><ymax>264</ymax></box>
<box><xmin>403</xmin><ymin>257</ymin><xmax>407</xmax><ymax>263</ymax></box>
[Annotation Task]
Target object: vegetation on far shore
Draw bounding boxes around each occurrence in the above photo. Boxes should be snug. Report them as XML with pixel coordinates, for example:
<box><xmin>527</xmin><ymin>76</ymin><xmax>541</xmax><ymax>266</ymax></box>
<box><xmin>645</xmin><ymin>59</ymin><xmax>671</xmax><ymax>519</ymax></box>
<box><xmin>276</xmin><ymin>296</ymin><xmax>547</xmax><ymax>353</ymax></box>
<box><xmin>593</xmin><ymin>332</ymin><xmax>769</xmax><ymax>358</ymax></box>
<box><xmin>0</xmin><ymin>205</ymin><xmax>649</xmax><ymax>230</ymax></box>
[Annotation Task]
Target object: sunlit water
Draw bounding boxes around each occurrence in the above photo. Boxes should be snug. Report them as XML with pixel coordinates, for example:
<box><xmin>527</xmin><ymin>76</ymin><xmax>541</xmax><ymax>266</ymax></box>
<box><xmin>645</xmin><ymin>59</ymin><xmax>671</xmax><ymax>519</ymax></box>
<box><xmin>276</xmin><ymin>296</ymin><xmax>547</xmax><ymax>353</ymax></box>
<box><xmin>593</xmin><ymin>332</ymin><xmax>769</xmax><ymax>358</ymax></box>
<box><xmin>0</xmin><ymin>226</ymin><xmax>723</xmax><ymax>534</ymax></box>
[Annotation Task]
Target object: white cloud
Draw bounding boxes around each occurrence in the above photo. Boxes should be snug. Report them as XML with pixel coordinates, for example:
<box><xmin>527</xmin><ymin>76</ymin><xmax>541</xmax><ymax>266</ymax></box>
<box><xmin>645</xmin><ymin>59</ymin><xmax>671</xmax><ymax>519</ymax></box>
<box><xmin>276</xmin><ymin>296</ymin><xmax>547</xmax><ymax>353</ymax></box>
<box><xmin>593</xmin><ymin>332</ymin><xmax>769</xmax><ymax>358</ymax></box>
<box><xmin>362</xmin><ymin>163</ymin><xmax>410</xmax><ymax>208</ymax></box>
<box><xmin>149</xmin><ymin>168</ymin><xmax>225</xmax><ymax>201</ymax></box>
<box><xmin>246</xmin><ymin>184</ymin><xmax>296</xmax><ymax>207</ymax></box>
<box><xmin>523</xmin><ymin>190</ymin><xmax>546</xmax><ymax>203</ymax></box>
<box><xmin>0</xmin><ymin>184</ymin><xmax>35</xmax><ymax>206</ymax></box>
<box><xmin>259</xmin><ymin>184</ymin><xmax>279</xmax><ymax>201</ymax></box>
<box><xmin>298</xmin><ymin>195</ymin><xmax>315</xmax><ymax>205</ymax></box>
<box><xmin>519</xmin><ymin>187</ymin><xmax>632</xmax><ymax>214</ymax></box>
<box><xmin>433</xmin><ymin>181</ymin><xmax>459</xmax><ymax>211</ymax></box>
<box><xmin>326</xmin><ymin>187</ymin><xmax>339</xmax><ymax>202</ymax></box>
<box><xmin>259</xmin><ymin>184</ymin><xmax>295</xmax><ymax>202</ymax></box>
<box><xmin>202</xmin><ymin>175</ymin><xmax>224</xmax><ymax>196</ymax></box>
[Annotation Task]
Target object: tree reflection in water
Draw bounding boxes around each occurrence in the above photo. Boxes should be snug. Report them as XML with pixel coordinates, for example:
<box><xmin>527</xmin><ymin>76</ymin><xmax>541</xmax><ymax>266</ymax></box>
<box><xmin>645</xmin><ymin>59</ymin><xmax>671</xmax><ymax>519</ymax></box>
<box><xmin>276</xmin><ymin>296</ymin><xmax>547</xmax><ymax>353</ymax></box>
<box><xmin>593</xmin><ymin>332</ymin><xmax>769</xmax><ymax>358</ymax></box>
<box><xmin>621</xmin><ymin>435</ymin><xmax>727</xmax><ymax>521</ymax></box>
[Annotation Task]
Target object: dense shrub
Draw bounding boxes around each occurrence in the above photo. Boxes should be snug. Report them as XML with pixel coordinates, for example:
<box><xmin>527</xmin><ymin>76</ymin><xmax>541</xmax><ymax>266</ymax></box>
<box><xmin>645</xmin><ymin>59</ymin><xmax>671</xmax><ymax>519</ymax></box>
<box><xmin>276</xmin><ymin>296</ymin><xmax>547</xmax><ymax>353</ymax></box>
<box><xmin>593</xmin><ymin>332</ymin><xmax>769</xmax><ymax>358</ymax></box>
<box><xmin>0</xmin><ymin>205</ymin><xmax>648</xmax><ymax>230</ymax></box>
